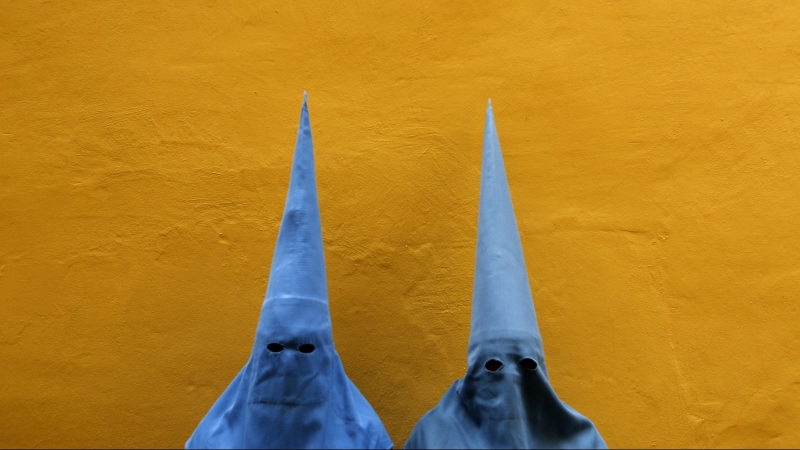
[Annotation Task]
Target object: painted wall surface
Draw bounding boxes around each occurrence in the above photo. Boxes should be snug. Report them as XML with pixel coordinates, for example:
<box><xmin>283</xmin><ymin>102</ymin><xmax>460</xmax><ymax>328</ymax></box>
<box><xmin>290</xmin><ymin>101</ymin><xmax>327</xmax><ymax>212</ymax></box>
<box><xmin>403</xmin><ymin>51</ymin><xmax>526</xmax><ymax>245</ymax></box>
<box><xmin>2</xmin><ymin>1</ymin><xmax>800</xmax><ymax>448</ymax></box>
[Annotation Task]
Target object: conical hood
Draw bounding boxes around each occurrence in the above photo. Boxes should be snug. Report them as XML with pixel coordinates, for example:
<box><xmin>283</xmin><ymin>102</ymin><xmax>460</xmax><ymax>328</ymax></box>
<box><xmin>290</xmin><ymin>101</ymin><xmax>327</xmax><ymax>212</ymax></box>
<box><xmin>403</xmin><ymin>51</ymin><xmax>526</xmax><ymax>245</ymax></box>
<box><xmin>264</xmin><ymin>92</ymin><xmax>328</xmax><ymax>308</ymax></box>
<box><xmin>469</xmin><ymin>100</ymin><xmax>542</xmax><ymax>353</ymax></box>
<box><xmin>186</xmin><ymin>94</ymin><xmax>394</xmax><ymax>449</ymax></box>
<box><xmin>404</xmin><ymin>101</ymin><xmax>607</xmax><ymax>449</ymax></box>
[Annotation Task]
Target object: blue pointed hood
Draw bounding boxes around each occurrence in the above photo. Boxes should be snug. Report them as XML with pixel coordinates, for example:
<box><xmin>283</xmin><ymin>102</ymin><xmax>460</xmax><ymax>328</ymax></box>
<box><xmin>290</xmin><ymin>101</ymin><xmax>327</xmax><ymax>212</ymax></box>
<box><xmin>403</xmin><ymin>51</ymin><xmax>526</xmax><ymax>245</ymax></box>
<box><xmin>264</xmin><ymin>92</ymin><xmax>328</xmax><ymax>310</ymax></box>
<box><xmin>186</xmin><ymin>94</ymin><xmax>393</xmax><ymax>450</ymax></box>
<box><xmin>404</xmin><ymin>101</ymin><xmax>606</xmax><ymax>449</ymax></box>
<box><xmin>255</xmin><ymin>93</ymin><xmax>334</xmax><ymax>351</ymax></box>
<box><xmin>469</xmin><ymin>100</ymin><xmax>544</xmax><ymax>364</ymax></box>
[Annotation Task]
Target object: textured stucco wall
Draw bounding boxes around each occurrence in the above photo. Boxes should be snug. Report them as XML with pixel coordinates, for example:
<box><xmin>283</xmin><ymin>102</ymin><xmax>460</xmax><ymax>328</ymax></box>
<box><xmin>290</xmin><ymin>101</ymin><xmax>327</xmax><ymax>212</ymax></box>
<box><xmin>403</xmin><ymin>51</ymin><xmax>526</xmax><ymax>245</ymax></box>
<box><xmin>2</xmin><ymin>1</ymin><xmax>800</xmax><ymax>448</ymax></box>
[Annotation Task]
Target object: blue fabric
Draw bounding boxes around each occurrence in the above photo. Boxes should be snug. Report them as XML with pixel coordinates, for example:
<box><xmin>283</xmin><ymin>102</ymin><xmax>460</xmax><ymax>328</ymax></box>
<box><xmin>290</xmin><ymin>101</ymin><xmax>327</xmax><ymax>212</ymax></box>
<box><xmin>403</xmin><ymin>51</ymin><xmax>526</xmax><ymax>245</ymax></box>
<box><xmin>404</xmin><ymin>101</ymin><xmax>606</xmax><ymax>449</ymax></box>
<box><xmin>186</xmin><ymin>94</ymin><xmax>393</xmax><ymax>450</ymax></box>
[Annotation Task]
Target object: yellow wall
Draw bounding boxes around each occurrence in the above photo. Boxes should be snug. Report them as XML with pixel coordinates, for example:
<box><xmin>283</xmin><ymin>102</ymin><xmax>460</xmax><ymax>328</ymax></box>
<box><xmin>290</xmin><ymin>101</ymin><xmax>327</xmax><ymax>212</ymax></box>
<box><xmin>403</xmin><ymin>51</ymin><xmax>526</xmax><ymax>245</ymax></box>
<box><xmin>2</xmin><ymin>1</ymin><xmax>800</xmax><ymax>448</ymax></box>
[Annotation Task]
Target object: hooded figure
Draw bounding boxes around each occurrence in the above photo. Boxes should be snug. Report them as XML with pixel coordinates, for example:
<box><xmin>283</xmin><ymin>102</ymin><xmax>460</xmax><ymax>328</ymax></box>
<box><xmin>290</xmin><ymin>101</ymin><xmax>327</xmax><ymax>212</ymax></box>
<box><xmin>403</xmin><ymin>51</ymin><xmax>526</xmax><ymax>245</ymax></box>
<box><xmin>404</xmin><ymin>101</ymin><xmax>606</xmax><ymax>449</ymax></box>
<box><xmin>186</xmin><ymin>94</ymin><xmax>393</xmax><ymax>449</ymax></box>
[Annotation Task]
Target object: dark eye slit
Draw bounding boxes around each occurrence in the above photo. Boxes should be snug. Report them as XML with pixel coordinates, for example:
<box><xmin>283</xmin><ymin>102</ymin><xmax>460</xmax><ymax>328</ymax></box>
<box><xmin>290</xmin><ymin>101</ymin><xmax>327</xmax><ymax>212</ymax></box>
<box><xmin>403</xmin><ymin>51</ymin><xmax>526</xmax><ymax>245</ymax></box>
<box><xmin>519</xmin><ymin>358</ymin><xmax>538</xmax><ymax>371</ymax></box>
<box><xmin>485</xmin><ymin>359</ymin><xmax>503</xmax><ymax>372</ymax></box>
<box><xmin>299</xmin><ymin>344</ymin><xmax>315</xmax><ymax>353</ymax></box>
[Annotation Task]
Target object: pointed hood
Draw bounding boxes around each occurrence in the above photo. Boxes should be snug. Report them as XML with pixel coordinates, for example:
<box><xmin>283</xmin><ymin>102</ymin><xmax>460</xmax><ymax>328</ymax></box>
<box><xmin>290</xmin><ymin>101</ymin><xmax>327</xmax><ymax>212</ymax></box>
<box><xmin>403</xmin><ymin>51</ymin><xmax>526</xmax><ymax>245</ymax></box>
<box><xmin>186</xmin><ymin>94</ymin><xmax>393</xmax><ymax>450</ymax></box>
<box><xmin>404</xmin><ymin>101</ymin><xmax>606</xmax><ymax>449</ymax></box>
<box><xmin>265</xmin><ymin>92</ymin><xmax>328</xmax><ymax>308</ymax></box>
<box><xmin>469</xmin><ymin>100</ymin><xmax>543</xmax><ymax>359</ymax></box>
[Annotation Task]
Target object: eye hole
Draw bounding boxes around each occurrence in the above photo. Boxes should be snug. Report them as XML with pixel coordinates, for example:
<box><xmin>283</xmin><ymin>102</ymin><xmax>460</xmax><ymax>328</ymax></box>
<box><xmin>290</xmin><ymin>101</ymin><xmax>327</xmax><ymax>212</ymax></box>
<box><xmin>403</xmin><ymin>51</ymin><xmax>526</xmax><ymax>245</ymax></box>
<box><xmin>484</xmin><ymin>359</ymin><xmax>503</xmax><ymax>372</ymax></box>
<box><xmin>298</xmin><ymin>344</ymin><xmax>315</xmax><ymax>354</ymax></box>
<box><xmin>519</xmin><ymin>358</ymin><xmax>538</xmax><ymax>371</ymax></box>
<box><xmin>267</xmin><ymin>343</ymin><xmax>284</xmax><ymax>353</ymax></box>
